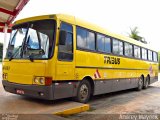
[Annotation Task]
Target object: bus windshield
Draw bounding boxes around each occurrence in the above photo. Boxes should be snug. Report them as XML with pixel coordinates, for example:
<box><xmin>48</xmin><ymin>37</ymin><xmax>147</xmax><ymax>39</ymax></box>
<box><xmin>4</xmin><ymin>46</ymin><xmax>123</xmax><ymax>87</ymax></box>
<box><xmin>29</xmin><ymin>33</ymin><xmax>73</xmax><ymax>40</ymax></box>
<box><xmin>6</xmin><ymin>19</ymin><xmax>55</xmax><ymax>60</ymax></box>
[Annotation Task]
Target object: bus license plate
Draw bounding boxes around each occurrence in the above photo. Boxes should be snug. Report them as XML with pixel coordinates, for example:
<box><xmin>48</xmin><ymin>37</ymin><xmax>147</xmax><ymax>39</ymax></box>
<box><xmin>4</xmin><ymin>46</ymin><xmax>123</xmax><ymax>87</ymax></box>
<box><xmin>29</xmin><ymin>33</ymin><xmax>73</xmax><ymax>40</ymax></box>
<box><xmin>16</xmin><ymin>89</ymin><xmax>24</xmax><ymax>94</ymax></box>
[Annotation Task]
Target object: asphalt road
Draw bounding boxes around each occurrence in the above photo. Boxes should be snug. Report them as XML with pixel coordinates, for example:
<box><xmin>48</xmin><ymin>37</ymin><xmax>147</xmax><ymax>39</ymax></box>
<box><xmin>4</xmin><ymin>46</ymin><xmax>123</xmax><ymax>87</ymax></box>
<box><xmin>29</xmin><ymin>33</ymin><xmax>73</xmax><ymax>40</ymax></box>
<box><xmin>68</xmin><ymin>81</ymin><xmax>160</xmax><ymax>120</ymax></box>
<box><xmin>1</xmin><ymin>63</ymin><xmax>160</xmax><ymax>120</ymax></box>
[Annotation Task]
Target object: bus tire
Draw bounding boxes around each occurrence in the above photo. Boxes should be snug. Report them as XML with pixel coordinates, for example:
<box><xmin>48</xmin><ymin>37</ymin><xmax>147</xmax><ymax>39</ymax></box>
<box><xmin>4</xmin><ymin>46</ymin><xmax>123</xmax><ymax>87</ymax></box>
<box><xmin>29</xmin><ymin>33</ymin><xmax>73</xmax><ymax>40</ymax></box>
<box><xmin>143</xmin><ymin>76</ymin><xmax>149</xmax><ymax>89</ymax></box>
<box><xmin>137</xmin><ymin>76</ymin><xmax>143</xmax><ymax>91</ymax></box>
<box><xmin>75</xmin><ymin>80</ymin><xmax>91</xmax><ymax>103</ymax></box>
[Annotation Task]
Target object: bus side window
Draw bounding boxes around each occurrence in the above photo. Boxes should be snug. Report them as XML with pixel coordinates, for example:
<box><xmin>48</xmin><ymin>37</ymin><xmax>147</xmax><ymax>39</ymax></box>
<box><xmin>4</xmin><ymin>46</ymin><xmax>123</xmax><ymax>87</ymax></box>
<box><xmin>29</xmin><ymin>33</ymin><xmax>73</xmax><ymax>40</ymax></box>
<box><xmin>142</xmin><ymin>48</ymin><xmax>147</xmax><ymax>60</ymax></box>
<box><xmin>153</xmin><ymin>52</ymin><xmax>158</xmax><ymax>62</ymax></box>
<box><xmin>58</xmin><ymin>22</ymin><xmax>73</xmax><ymax>61</ymax></box>
<box><xmin>124</xmin><ymin>42</ymin><xmax>133</xmax><ymax>57</ymax></box>
<box><xmin>77</xmin><ymin>27</ymin><xmax>96</xmax><ymax>51</ymax></box>
<box><xmin>112</xmin><ymin>39</ymin><xmax>123</xmax><ymax>55</ymax></box>
<box><xmin>148</xmin><ymin>50</ymin><xmax>153</xmax><ymax>61</ymax></box>
<box><xmin>134</xmin><ymin>45</ymin><xmax>141</xmax><ymax>59</ymax></box>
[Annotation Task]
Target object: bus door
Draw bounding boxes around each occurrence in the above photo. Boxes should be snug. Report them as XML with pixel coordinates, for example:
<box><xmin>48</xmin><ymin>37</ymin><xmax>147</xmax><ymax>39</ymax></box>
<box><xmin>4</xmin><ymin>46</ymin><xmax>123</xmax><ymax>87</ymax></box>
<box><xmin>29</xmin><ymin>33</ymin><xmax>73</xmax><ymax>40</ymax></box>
<box><xmin>54</xmin><ymin>22</ymin><xmax>75</xmax><ymax>99</ymax></box>
<box><xmin>56</xmin><ymin>22</ymin><xmax>75</xmax><ymax>81</ymax></box>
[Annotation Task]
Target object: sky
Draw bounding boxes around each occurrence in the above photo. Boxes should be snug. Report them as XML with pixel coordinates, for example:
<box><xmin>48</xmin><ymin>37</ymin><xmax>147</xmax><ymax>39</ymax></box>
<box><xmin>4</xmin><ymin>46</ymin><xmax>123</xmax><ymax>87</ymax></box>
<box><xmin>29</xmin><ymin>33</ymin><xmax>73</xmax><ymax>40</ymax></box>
<box><xmin>0</xmin><ymin>0</ymin><xmax>160</xmax><ymax>50</ymax></box>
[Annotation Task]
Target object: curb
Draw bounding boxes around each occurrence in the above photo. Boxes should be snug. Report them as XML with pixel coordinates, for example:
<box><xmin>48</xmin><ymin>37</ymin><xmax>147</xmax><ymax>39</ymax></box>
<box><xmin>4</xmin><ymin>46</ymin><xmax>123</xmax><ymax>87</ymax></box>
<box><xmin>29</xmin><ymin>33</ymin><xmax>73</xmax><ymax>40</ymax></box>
<box><xmin>53</xmin><ymin>104</ymin><xmax>89</xmax><ymax>116</ymax></box>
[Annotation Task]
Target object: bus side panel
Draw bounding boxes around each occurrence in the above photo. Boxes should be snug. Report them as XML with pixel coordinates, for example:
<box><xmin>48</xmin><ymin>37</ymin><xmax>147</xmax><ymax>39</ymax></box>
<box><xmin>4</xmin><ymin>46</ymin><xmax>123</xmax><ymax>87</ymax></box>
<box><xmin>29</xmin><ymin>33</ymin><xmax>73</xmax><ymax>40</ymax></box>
<box><xmin>75</xmin><ymin>50</ymin><xmax>158</xmax><ymax>96</ymax></box>
<box><xmin>53</xmin><ymin>81</ymin><xmax>80</xmax><ymax>99</ymax></box>
<box><xmin>94</xmin><ymin>78</ymin><xmax>138</xmax><ymax>95</ymax></box>
<box><xmin>93</xmin><ymin>80</ymin><xmax>112</xmax><ymax>95</ymax></box>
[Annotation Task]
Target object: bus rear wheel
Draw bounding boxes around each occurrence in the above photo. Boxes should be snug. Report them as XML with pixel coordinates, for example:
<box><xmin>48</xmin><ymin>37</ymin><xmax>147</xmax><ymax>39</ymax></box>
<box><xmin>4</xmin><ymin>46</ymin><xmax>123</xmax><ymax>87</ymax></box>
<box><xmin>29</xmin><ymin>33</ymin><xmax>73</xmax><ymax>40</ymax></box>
<box><xmin>137</xmin><ymin>76</ymin><xmax>143</xmax><ymax>91</ymax></box>
<box><xmin>143</xmin><ymin>76</ymin><xmax>149</xmax><ymax>89</ymax></box>
<box><xmin>75</xmin><ymin>80</ymin><xmax>91</xmax><ymax>103</ymax></box>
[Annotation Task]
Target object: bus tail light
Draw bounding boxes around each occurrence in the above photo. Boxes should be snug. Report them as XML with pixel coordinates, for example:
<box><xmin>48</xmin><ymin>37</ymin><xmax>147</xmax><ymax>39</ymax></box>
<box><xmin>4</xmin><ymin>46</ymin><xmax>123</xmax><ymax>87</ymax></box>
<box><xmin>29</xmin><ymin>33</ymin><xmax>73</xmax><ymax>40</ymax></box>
<box><xmin>45</xmin><ymin>77</ymin><xmax>52</xmax><ymax>86</ymax></box>
<box><xmin>33</xmin><ymin>77</ymin><xmax>52</xmax><ymax>86</ymax></box>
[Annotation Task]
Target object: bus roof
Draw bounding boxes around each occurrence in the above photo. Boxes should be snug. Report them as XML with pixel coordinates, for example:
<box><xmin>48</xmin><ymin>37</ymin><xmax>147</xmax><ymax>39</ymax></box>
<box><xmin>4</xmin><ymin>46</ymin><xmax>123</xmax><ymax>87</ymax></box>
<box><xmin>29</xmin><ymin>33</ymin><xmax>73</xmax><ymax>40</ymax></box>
<box><xmin>14</xmin><ymin>14</ymin><xmax>156</xmax><ymax>51</ymax></box>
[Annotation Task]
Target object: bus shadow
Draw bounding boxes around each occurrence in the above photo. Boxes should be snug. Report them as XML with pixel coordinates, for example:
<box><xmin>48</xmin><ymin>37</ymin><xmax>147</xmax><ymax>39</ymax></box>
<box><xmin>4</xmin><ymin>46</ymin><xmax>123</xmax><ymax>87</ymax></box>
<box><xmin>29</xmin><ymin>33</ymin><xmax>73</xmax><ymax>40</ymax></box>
<box><xmin>19</xmin><ymin>96</ymin><xmax>72</xmax><ymax>105</ymax></box>
<box><xmin>90</xmin><ymin>88</ymin><xmax>136</xmax><ymax>101</ymax></box>
<box><xmin>88</xmin><ymin>86</ymin><xmax>156</xmax><ymax>107</ymax></box>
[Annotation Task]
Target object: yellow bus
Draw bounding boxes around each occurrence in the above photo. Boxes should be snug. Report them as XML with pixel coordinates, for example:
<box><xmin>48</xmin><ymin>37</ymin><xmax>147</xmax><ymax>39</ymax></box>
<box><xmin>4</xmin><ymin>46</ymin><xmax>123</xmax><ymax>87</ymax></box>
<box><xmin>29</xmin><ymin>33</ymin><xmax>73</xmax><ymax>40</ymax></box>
<box><xmin>2</xmin><ymin>14</ymin><xmax>158</xmax><ymax>103</ymax></box>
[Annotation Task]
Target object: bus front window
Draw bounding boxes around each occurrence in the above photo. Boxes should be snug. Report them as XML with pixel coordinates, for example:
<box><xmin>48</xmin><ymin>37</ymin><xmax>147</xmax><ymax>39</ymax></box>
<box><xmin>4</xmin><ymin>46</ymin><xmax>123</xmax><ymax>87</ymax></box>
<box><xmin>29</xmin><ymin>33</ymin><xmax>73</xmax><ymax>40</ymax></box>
<box><xmin>6</xmin><ymin>20</ymin><xmax>55</xmax><ymax>60</ymax></box>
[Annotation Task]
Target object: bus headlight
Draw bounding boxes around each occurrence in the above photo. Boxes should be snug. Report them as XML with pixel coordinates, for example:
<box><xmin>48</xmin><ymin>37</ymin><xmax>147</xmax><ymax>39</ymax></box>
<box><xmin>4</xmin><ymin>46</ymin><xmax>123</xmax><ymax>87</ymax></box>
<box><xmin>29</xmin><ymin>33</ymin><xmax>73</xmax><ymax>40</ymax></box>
<box><xmin>33</xmin><ymin>76</ymin><xmax>52</xmax><ymax>86</ymax></box>
<box><xmin>39</xmin><ymin>78</ymin><xmax>45</xmax><ymax>84</ymax></box>
<box><xmin>34</xmin><ymin>77</ymin><xmax>39</xmax><ymax>84</ymax></box>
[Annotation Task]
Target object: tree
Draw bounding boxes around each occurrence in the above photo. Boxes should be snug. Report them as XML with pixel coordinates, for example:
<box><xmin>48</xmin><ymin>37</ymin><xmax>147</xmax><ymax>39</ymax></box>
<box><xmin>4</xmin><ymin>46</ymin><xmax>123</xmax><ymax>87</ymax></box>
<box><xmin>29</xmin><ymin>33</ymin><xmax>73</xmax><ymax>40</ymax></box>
<box><xmin>128</xmin><ymin>27</ymin><xmax>147</xmax><ymax>44</ymax></box>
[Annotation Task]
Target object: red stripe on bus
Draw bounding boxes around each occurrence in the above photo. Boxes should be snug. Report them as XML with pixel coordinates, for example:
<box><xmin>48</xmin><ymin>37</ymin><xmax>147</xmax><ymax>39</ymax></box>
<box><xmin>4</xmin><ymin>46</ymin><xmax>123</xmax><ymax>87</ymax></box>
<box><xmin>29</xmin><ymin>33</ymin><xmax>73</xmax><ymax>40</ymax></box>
<box><xmin>96</xmin><ymin>69</ymin><xmax>101</xmax><ymax>78</ymax></box>
<box><xmin>94</xmin><ymin>74</ymin><xmax>97</xmax><ymax>78</ymax></box>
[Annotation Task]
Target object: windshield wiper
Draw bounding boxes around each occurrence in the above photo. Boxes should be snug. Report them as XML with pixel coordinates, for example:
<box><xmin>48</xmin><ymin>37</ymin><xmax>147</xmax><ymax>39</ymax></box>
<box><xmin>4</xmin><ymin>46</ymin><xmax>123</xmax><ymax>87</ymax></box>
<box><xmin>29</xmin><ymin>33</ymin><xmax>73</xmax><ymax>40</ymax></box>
<box><xmin>9</xmin><ymin>46</ymin><xmax>22</xmax><ymax>61</ymax></box>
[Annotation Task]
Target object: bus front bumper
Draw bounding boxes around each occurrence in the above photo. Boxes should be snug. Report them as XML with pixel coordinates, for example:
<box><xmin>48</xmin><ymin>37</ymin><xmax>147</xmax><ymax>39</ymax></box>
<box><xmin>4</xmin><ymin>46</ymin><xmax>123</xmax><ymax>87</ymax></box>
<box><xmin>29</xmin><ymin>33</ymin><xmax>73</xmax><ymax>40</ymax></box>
<box><xmin>2</xmin><ymin>80</ymin><xmax>54</xmax><ymax>100</ymax></box>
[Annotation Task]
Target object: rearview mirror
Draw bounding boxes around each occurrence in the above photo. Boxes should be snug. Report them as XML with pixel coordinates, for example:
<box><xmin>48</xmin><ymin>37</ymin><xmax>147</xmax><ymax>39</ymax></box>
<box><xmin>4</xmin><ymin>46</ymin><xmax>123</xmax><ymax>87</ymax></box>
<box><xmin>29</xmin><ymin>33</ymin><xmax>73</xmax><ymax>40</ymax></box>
<box><xmin>59</xmin><ymin>30</ymin><xmax>67</xmax><ymax>45</ymax></box>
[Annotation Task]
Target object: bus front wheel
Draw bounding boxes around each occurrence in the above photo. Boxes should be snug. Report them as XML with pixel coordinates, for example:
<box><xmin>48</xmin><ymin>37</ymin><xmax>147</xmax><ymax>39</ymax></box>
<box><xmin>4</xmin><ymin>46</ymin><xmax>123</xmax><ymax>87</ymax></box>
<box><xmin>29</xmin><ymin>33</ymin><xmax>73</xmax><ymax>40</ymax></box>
<box><xmin>137</xmin><ymin>76</ymin><xmax>143</xmax><ymax>91</ymax></box>
<box><xmin>75</xmin><ymin>80</ymin><xmax>91</xmax><ymax>103</ymax></box>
